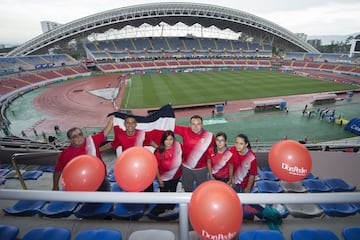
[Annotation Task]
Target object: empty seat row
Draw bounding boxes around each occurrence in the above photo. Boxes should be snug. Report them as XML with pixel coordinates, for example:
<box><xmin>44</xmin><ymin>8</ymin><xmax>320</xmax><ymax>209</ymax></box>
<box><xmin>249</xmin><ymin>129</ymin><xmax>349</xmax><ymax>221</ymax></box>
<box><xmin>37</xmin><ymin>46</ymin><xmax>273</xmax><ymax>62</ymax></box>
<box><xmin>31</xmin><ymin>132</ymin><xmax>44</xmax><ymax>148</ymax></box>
<box><xmin>0</xmin><ymin>225</ymin><xmax>176</xmax><ymax>240</ymax></box>
<box><xmin>254</xmin><ymin>177</ymin><xmax>356</xmax><ymax>193</ymax></box>
<box><xmin>239</xmin><ymin>227</ymin><xmax>360</xmax><ymax>240</ymax></box>
<box><xmin>3</xmin><ymin>226</ymin><xmax>359</xmax><ymax>240</ymax></box>
<box><xmin>2</xmin><ymin>199</ymin><xmax>180</xmax><ymax>220</ymax></box>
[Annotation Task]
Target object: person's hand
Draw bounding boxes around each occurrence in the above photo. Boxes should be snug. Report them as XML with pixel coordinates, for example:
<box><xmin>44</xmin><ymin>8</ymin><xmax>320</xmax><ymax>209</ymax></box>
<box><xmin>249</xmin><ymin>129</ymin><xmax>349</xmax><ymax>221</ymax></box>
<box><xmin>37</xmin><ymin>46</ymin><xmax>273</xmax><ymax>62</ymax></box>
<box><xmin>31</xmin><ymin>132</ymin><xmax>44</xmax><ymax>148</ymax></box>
<box><xmin>226</xmin><ymin>180</ymin><xmax>232</xmax><ymax>186</ymax></box>
<box><xmin>52</xmin><ymin>186</ymin><xmax>59</xmax><ymax>191</ymax></box>
<box><xmin>209</xmin><ymin>175</ymin><xmax>215</xmax><ymax>180</ymax></box>
<box><xmin>243</xmin><ymin>187</ymin><xmax>251</xmax><ymax>193</ymax></box>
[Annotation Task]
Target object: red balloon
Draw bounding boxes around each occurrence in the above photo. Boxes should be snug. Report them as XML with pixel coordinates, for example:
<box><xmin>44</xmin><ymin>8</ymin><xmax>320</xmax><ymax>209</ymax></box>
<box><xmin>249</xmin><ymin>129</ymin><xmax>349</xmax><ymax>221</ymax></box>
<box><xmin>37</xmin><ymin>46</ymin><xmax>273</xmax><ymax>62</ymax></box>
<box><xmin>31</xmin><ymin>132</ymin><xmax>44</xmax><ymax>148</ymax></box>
<box><xmin>61</xmin><ymin>154</ymin><xmax>105</xmax><ymax>191</ymax></box>
<box><xmin>189</xmin><ymin>180</ymin><xmax>243</xmax><ymax>240</ymax></box>
<box><xmin>114</xmin><ymin>147</ymin><xmax>158</xmax><ymax>192</ymax></box>
<box><xmin>268</xmin><ymin>140</ymin><xmax>312</xmax><ymax>182</ymax></box>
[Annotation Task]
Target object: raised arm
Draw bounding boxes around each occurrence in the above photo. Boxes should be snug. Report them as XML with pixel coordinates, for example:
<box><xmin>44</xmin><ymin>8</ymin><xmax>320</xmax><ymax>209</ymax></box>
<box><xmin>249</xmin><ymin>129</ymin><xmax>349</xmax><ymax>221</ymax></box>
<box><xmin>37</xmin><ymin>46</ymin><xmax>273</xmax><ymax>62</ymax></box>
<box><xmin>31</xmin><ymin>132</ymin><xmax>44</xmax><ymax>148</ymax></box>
<box><xmin>103</xmin><ymin>115</ymin><xmax>114</xmax><ymax>136</ymax></box>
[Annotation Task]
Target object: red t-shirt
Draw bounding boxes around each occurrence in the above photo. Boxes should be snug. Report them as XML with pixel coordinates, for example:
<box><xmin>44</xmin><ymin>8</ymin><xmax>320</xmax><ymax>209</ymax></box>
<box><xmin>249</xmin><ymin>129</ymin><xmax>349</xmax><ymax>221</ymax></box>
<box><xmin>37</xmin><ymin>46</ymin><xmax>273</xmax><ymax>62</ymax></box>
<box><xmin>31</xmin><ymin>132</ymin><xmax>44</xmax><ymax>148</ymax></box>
<box><xmin>111</xmin><ymin>127</ymin><xmax>151</xmax><ymax>151</ymax></box>
<box><xmin>174</xmin><ymin>125</ymin><xmax>214</xmax><ymax>169</ymax></box>
<box><xmin>229</xmin><ymin>146</ymin><xmax>258</xmax><ymax>188</ymax></box>
<box><xmin>207</xmin><ymin>147</ymin><xmax>232</xmax><ymax>178</ymax></box>
<box><xmin>54</xmin><ymin>131</ymin><xmax>106</xmax><ymax>172</ymax></box>
<box><xmin>155</xmin><ymin>141</ymin><xmax>182</xmax><ymax>181</ymax></box>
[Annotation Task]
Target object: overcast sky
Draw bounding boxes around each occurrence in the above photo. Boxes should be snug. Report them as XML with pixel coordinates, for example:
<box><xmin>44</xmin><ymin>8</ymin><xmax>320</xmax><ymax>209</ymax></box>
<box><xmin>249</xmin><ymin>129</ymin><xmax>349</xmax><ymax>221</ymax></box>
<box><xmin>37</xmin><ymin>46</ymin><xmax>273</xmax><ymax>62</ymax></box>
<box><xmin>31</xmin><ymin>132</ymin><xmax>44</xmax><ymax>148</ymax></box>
<box><xmin>1</xmin><ymin>0</ymin><xmax>359</xmax><ymax>45</ymax></box>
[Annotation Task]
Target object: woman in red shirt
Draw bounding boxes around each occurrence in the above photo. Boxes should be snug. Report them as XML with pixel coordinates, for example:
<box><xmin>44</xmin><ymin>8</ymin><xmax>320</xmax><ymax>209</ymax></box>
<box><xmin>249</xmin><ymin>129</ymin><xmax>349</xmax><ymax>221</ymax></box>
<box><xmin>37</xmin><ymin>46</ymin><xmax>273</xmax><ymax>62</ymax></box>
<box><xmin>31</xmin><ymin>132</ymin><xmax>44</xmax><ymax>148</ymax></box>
<box><xmin>207</xmin><ymin>132</ymin><xmax>233</xmax><ymax>184</ymax></box>
<box><xmin>151</xmin><ymin>130</ymin><xmax>182</xmax><ymax>216</ymax></box>
<box><xmin>229</xmin><ymin>133</ymin><xmax>258</xmax><ymax>193</ymax></box>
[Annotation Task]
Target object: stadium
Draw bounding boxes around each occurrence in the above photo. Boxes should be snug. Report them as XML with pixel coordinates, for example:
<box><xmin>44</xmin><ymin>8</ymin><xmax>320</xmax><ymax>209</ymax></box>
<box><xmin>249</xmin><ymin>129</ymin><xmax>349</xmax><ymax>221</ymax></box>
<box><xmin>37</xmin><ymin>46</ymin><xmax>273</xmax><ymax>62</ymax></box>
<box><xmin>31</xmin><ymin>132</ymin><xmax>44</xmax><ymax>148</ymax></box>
<box><xmin>0</xmin><ymin>2</ymin><xmax>360</xmax><ymax>240</ymax></box>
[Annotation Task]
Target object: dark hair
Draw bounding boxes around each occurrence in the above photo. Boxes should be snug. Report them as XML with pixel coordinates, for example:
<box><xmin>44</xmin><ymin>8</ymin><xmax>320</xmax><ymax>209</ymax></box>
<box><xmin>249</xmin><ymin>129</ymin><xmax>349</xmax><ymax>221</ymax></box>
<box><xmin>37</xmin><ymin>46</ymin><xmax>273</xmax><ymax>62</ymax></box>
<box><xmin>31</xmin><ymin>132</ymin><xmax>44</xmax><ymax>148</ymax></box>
<box><xmin>124</xmin><ymin>115</ymin><xmax>137</xmax><ymax>122</ymax></box>
<box><xmin>214</xmin><ymin>132</ymin><xmax>227</xmax><ymax>153</ymax></box>
<box><xmin>157</xmin><ymin>130</ymin><xmax>175</xmax><ymax>155</ymax></box>
<box><xmin>190</xmin><ymin>115</ymin><xmax>203</xmax><ymax>123</ymax></box>
<box><xmin>236</xmin><ymin>133</ymin><xmax>251</xmax><ymax>149</ymax></box>
<box><xmin>66</xmin><ymin>127</ymin><xmax>82</xmax><ymax>139</ymax></box>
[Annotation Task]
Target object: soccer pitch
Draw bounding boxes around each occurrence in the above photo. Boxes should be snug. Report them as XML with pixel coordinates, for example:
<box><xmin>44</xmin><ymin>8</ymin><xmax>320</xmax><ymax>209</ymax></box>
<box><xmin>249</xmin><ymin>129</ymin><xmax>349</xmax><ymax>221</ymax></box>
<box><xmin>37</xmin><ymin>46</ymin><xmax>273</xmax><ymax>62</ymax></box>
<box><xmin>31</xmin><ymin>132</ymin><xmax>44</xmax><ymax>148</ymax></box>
<box><xmin>121</xmin><ymin>70</ymin><xmax>355</xmax><ymax>108</ymax></box>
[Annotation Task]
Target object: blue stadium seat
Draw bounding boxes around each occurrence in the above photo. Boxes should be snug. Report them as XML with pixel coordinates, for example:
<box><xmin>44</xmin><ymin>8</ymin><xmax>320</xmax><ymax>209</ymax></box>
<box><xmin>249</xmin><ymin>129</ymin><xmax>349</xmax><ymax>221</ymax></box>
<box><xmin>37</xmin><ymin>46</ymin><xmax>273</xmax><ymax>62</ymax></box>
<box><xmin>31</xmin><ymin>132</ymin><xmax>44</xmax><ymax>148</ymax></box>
<box><xmin>74</xmin><ymin>202</ymin><xmax>113</xmax><ymax>219</ymax></box>
<box><xmin>38</xmin><ymin>201</ymin><xmax>79</xmax><ymax>218</ymax></box>
<box><xmin>291</xmin><ymin>228</ymin><xmax>339</xmax><ymax>240</ymax></box>
<box><xmin>22</xmin><ymin>227</ymin><xmax>71</xmax><ymax>240</ymax></box>
<box><xmin>304</xmin><ymin>172</ymin><xmax>318</xmax><ymax>179</ymax></box>
<box><xmin>342</xmin><ymin>226</ymin><xmax>360</xmax><ymax>240</ymax></box>
<box><xmin>74</xmin><ymin>229</ymin><xmax>122</xmax><ymax>240</ymax></box>
<box><xmin>239</xmin><ymin>230</ymin><xmax>285</xmax><ymax>240</ymax></box>
<box><xmin>318</xmin><ymin>203</ymin><xmax>358</xmax><ymax>217</ymax></box>
<box><xmin>129</xmin><ymin>229</ymin><xmax>175</xmax><ymax>240</ymax></box>
<box><xmin>0</xmin><ymin>224</ymin><xmax>19</xmax><ymax>240</ymax></box>
<box><xmin>146</xmin><ymin>204</ymin><xmax>179</xmax><ymax>221</ymax></box>
<box><xmin>0</xmin><ymin>163</ymin><xmax>12</xmax><ymax>169</ymax></box>
<box><xmin>108</xmin><ymin>174</ymin><xmax>116</xmax><ymax>182</ymax></box>
<box><xmin>350</xmin><ymin>203</ymin><xmax>360</xmax><ymax>213</ymax></box>
<box><xmin>111</xmin><ymin>183</ymin><xmax>124</xmax><ymax>192</ymax></box>
<box><xmin>110</xmin><ymin>182</ymin><xmax>145</xmax><ymax>220</ymax></box>
<box><xmin>279</xmin><ymin>181</ymin><xmax>307</xmax><ymax>193</ymax></box>
<box><xmin>301</xmin><ymin>179</ymin><xmax>332</xmax><ymax>192</ymax></box>
<box><xmin>0</xmin><ymin>177</ymin><xmax>6</xmax><ymax>185</ymax></box>
<box><xmin>255</xmin><ymin>180</ymin><xmax>283</xmax><ymax>193</ymax></box>
<box><xmin>21</xmin><ymin>170</ymin><xmax>43</xmax><ymax>180</ymax></box>
<box><xmin>0</xmin><ymin>168</ymin><xmax>10</xmax><ymax>177</ymax></box>
<box><xmin>107</xmin><ymin>168</ymin><xmax>117</xmax><ymax>182</ymax></box>
<box><xmin>323</xmin><ymin>178</ymin><xmax>356</xmax><ymax>192</ymax></box>
<box><xmin>3</xmin><ymin>200</ymin><xmax>47</xmax><ymax>216</ymax></box>
<box><xmin>37</xmin><ymin>165</ymin><xmax>55</xmax><ymax>172</ymax></box>
<box><xmin>259</xmin><ymin>171</ymin><xmax>279</xmax><ymax>181</ymax></box>
<box><xmin>110</xmin><ymin>203</ymin><xmax>145</xmax><ymax>220</ymax></box>
<box><xmin>284</xmin><ymin>204</ymin><xmax>323</xmax><ymax>218</ymax></box>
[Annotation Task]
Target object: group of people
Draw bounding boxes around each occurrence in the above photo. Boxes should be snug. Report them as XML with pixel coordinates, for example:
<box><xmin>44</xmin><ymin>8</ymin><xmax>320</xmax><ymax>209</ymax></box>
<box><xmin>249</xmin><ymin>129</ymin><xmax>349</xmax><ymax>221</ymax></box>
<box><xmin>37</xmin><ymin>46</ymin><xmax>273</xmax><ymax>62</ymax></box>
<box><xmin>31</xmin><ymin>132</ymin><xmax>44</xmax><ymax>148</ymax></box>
<box><xmin>52</xmin><ymin>113</ymin><xmax>258</xmax><ymax>216</ymax></box>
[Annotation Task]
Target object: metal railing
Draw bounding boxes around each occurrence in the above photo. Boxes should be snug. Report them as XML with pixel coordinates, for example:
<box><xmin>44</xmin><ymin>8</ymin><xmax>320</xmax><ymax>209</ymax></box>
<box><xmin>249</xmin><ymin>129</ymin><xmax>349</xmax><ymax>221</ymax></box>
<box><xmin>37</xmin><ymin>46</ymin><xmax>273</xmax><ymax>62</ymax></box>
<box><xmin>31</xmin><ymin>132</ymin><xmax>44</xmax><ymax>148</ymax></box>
<box><xmin>0</xmin><ymin>189</ymin><xmax>359</xmax><ymax>240</ymax></box>
<box><xmin>10</xmin><ymin>152</ymin><xmax>60</xmax><ymax>189</ymax></box>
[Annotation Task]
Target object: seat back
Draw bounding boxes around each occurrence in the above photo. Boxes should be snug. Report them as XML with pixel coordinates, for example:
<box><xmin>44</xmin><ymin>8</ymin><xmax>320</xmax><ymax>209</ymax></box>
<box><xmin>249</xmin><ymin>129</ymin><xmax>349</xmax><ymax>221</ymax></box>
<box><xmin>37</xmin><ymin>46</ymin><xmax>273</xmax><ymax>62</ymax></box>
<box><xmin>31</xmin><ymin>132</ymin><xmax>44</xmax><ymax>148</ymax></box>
<box><xmin>74</xmin><ymin>229</ymin><xmax>122</xmax><ymax>240</ymax></box>
<box><xmin>239</xmin><ymin>230</ymin><xmax>285</xmax><ymax>240</ymax></box>
<box><xmin>323</xmin><ymin>178</ymin><xmax>356</xmax><ymax>192</ymax></box>
<box><xmin>23</xmin><ymin>227</ymin><xmax>71</xmax><ymax>240</ymax></box>
<box><xmin>342</xmin><ymin>226</ymin><xmax>360</xmax><ymax>240</ymax></box>
<box><xmin>3</xmin><ymin>200</ymin><xmax>47</xmax><ymax>216</ymax></box>
<box><xmin>291</xmin><ymin>228</ymin><xmax>339</xmax><ymax>240</ymax></box>
<box><xmin>129</xmin><ymin>230</ymin><xmax>175</xmax><ymax>240</ymax></box>
<box><xmin>0</xmin><ymin>224</ymin><xmax>19</xmax><ymax>240</ymax></box>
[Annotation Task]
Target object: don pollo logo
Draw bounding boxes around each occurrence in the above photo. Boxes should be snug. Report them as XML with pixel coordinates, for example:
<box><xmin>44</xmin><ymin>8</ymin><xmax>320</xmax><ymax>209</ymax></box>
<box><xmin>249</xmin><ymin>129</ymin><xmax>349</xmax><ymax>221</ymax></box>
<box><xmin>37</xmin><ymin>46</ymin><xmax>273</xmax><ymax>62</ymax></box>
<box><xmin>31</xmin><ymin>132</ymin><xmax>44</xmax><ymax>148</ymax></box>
<box><xmin>202</xmin><ymin>230</ymin><xmax>237</xmax><ymax>240</ymax></box>
<box><xmin>281</xmin><ymin>163</ymin><xmax>308</xmax><ymax>176</ymax></box>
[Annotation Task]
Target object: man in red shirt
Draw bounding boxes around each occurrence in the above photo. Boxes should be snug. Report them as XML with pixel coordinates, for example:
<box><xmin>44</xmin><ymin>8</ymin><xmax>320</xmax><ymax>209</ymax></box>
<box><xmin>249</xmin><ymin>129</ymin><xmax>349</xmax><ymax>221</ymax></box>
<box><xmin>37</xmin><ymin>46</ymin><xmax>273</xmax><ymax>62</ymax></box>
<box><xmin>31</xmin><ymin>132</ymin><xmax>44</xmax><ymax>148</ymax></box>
<box><xmin>102</xmin><ymin>115</ymin><xmax>159</xmax><ymax>193</ymax></box>
<box><xmin>102</xmin><ymin>115</ymin><xmax>159</xmax><ymax>155</ymax></box>
<box><xmin>175</xmin><ymin>115</ymin><xmax>214</xmax><ymax>192</ymax></box>
<box><xmin>52</xmin><ymin>116</ymin><xmax>113</xmax><ymax>191</ymax></box>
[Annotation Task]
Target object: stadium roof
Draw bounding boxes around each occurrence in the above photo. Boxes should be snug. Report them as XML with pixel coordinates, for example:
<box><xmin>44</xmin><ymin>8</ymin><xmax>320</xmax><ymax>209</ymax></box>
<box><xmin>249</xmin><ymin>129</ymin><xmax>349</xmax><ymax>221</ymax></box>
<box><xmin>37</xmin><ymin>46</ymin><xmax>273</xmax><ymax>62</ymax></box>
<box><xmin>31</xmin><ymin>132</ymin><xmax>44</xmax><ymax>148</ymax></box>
<box><xmin>7</xmin><ymin>2</ymin><xmax>319</xmax><ymax>56</ymax></box>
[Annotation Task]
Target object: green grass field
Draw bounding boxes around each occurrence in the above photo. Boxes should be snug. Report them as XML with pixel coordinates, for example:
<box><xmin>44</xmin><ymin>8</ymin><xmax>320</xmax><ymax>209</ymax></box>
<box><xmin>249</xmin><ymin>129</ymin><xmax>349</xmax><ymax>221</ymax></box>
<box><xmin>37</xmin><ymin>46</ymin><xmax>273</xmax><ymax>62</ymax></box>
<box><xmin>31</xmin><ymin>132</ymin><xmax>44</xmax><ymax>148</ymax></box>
<box><xmin>121</xmin><ymin>70</ymin><xmax>356</xmax><ymax>108</ymax></box>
